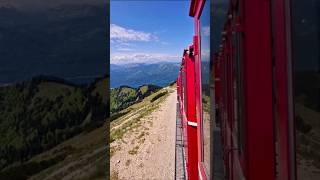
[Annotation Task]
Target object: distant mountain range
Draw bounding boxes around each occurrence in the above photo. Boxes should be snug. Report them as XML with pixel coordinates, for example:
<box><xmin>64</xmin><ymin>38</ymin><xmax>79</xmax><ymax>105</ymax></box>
<box><xmin>0</xmin><ymin>0</ymin><xmax>108</xmax><ymax>85</ymax></box>
<box><xmin>110</xmin><ymin>62</ymin><xmax>180</xmax><ymax>88</ymax></box>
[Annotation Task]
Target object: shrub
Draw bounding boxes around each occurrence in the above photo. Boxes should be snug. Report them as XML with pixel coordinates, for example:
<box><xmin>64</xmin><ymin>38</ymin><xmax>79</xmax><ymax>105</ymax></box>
<box><xmin>150</xmin><ymin>91</ymin><xmax>167</xmax><ymax>103</ymax></box>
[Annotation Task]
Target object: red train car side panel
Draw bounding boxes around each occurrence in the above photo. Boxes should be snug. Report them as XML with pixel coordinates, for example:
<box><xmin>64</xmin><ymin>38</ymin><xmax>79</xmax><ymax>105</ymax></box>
<box><xmin>242</xmin><ymin>0</ymin><xmax>275</xmax><ymax>179</ymax></box>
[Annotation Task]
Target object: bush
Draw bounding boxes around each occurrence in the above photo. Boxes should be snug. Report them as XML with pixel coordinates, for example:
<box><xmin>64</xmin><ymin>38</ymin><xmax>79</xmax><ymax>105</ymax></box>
<box><xmin>150</xmin><ymin>91</ymin><xmax>167</xmax><ymax>103</ymax></box>
<box><xmin>110</xmin><ymin>111</ymin><xmax>129</xmax><ymax>121</ymax></box>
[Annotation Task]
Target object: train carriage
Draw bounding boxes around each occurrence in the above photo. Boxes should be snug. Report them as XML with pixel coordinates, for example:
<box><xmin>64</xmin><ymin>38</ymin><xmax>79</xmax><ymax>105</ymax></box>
<box><xmin>177</xmin><ymin>0</ymin><xmax>320</xmax><ymax>179</ymax></box>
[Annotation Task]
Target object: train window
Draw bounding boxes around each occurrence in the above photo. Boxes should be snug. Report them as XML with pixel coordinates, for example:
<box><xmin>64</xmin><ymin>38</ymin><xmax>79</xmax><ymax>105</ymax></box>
<box><xmin>200</xmin><ymin>0</ymin><xmax>211</xmax><ymax>177</ymax></box>
<box><xmin>233</xmin><ymin>33</ymin><xmax>244</xmax><ymax>153</ymax></box>
<box><xmin>235</xmin><ymin>6</ymin><xmax>245</xmax><ymax>153</ymax></box>
<box><xmin>291</xmin><ymin>0</ymin><xmax>320</xmax><ymax>179</ymax></box>
<box><xmin>209</xmin><ymin>0</ymin><xmax>228</xmax><ymax>178</ymax></box>
<box><xmin>232</xmin><ymin>3</ymin><xmax>245</xmax><ymax>154</ymax></box>
<box><xmin>270</xmin><ymin>0</ymin><xmax>279</xmax><ymax>176</ymax></box>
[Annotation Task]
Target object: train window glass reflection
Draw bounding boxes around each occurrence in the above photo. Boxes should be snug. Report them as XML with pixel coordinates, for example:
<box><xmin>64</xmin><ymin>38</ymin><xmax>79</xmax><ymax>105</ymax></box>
<box><xmin>232</xmin><ymin>5</ymin><xmax>245</xmax><ymax>154</ymax></box>
<box><xmin>291</xmin><ymin>0</ymin><xmax>320</xmax><ymax>179</ymax></box>
<box><xmin>200</xmin><ymin>1</ymin><xmax>211</xmax><ymax>176</ymax></box>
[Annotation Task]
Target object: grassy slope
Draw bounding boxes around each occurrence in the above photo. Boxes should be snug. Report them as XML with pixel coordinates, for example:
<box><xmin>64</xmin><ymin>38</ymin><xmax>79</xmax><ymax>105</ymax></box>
<box><xmin>90</xmin><ymin>77</ymin><xmax>109</xmax><ymax>105</ymax></box>
<box><xmin>296</xmin><ymin>102</ymin><xmax>320</xmax><ymax>168</ymax></box>
<box><xmin>294</xmin><ymin>72</ymin><xmax>320</xmax><ymax>168</ymax></box>
<box><xmin>110</xmin><ymin>84</ymin><xmax>160</xmax><ymax>114</ymax></box>
<box><xmin>27</xmin><ymin>77</ymin><xmax>109</xmax><ymax>180</ymax></box>
<box><xmin>110</xmin><ymin>86</ymin><xmax>172</xmax><ymax>147</ymax></box>
<box><xmin>29</xmin><ymin>85</ymin><xmax>172</xmax><ymax>180</ymax></box>
<box><xmin>110</xmin><ymin>85</ymin><xmax>175</xmax><ymax>180</ymax></box>
<box><xmin>0</xmin><ymin>76</ymin><xmax>109</xmax><ymax>179</ymax></box>
<box><xmin>29</xmin><ymin>121</ymin><xmax>108</xmax><ymax>180</ymax></box>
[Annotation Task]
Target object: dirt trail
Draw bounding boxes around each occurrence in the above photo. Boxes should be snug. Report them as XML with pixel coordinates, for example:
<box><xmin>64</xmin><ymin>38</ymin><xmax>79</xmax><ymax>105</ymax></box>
<box><xmin>111</xmin><ymin>90</ymin><xmax>177</xmax><ymax>180</ymax></box>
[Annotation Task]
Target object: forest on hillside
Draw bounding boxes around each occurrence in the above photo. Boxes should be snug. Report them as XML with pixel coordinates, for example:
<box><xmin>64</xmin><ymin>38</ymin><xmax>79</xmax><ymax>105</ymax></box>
<box><xmin>0</xmin><ymin>75</ymin><xmax>108</xmax><ymax>178</ymax></box>
<box><xmin>110</xmin><ymin>84</ymin><xmax>161</xmax><ymax>115</ymax></box>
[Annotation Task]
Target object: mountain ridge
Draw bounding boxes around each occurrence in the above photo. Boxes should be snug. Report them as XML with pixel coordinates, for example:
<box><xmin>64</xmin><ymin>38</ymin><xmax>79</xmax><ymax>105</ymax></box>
<box><xmin>110</xmin><ymin>62</ymin><xmax>180</xmax><ymax>88</ymax></box>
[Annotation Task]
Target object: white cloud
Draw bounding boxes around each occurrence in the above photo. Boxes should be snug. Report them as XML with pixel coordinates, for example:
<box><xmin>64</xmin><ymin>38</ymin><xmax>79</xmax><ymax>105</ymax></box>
<box><xmin>113</xmin><ymin>42</ymin><xmax>135</xmax><ymax>51</ymax></box>
<box><xmin>117</xmin><ymin>42</ymin><xmax>132</xmax><ymax>46</ymax></box>
<box><xmin>111</xmin><ymin>53</ymin><xmax>180</xmax><ymax>64</ymax></box>
<box><xmin>110</xmin><ymin>24</ymin><xmax>158</xmax><ymax>42</ymax></box>
<box><xmin>116</xmin><ymin>47</ymin><xmax>134</xmax><ymax>52</ymax></box>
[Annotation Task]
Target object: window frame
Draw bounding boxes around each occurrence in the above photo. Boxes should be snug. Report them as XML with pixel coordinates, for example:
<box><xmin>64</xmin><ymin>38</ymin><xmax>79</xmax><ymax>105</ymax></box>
<box><xmin>199</xmin><ymin>1</ymin><xmax>212</xmax><ymax>176</ymax></box>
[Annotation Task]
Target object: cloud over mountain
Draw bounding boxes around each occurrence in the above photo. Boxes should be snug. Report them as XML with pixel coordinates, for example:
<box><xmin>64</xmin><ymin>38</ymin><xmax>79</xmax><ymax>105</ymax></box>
<box><xmin>111</xmin><ymin>53</ymin><xmax>180</xmax><ymax>64</ymax></box>
<box><xmin>110</xmin><ymin>24</ymin><xmax>158</xmax><ymax>42</ymax></box>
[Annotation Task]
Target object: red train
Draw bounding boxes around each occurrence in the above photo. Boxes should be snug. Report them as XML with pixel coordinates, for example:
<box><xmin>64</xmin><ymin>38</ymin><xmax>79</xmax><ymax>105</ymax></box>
<box><xmin>177</xmin><ymin>0</ymin><xmax>320</xmax><ymax>180</ymax></box>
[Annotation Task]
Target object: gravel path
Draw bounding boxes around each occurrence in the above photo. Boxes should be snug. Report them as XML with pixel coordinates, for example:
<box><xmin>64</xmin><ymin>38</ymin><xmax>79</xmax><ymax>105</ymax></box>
<box><xmin>111</xmin><ymin>90</ymin><xmax>177</xmax><ymax>180</ymax></box>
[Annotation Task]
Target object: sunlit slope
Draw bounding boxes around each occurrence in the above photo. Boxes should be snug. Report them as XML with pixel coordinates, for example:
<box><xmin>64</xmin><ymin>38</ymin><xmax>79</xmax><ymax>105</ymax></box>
<box><xmin>110</xmin><ymin>85</ymin><xmax>174</xmax><ymax>143</ymax></box>
<box><xmin>29</xmin><ymin>84</ymin><xmax>169</xmax><ymax>180</ymax></box>
<box><xmin>110</xmin><ymin>84</ymin><xmax>176</xmax><ymax>179</ymax></box>
<box><xmin>110</xmin><ymin>84</ymin><xmax>161</xmax><ymax>114</ymax></box>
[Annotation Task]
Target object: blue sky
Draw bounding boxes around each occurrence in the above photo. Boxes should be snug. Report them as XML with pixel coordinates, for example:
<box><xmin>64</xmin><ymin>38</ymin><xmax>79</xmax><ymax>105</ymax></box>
<box><xmin>110</xmin><ymin>0</ymin><xmax>194</xmax><ymax>64</ymax></box>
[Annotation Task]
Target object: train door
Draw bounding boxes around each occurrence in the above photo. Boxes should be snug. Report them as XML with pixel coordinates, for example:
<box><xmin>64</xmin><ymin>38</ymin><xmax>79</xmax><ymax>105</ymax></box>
<box><xmin>190</xmin><ymin>0</ymin><xmax>211</xmax><ymax>179</ymax></box>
